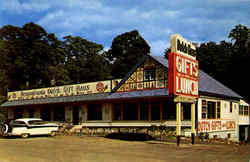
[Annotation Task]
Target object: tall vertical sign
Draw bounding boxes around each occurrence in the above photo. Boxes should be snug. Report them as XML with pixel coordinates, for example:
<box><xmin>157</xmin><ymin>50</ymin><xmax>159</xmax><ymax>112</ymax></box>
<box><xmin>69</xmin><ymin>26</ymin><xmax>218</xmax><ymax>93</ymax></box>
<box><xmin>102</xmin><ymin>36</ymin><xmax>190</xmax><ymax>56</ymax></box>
<box><xmin>168</xmin><ymin>34</ymin><xmax>199</xmax><ymax>145</ymax></box>
<box><xmin>168</xmin><ymin>34</ymin><xmax>199</xmax><ymax>98</ymax></box>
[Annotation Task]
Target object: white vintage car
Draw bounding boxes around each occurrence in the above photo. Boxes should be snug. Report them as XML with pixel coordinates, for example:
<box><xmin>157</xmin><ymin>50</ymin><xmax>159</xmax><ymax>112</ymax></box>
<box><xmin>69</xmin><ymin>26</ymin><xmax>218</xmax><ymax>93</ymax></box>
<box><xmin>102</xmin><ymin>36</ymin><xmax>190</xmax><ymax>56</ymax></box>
<box><xmin>2</xmin><ymin>118</ymin><xmax>59</xmax><ymax>138</ymax></box>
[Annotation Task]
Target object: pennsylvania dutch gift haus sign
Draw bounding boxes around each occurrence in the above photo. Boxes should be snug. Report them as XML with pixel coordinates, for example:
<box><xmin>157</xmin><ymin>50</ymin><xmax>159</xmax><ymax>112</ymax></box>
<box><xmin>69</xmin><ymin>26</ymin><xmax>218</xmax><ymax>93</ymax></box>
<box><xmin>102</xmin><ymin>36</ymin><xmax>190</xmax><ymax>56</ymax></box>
<box><xmin>8</xmin><ymin>80</ymin><xmax>120</xmax><ymax>101</ymax></box>
<box><xmin>168</xmin><ymin>34</ymin><xmax>199</xmax><ymax>99</ymax></box>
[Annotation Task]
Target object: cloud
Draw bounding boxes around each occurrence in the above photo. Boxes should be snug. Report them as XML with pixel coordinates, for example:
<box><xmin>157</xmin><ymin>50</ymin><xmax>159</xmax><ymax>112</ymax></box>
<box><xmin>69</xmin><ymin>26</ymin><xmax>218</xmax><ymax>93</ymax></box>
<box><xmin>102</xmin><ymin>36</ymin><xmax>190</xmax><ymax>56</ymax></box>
<box><xmin>1</xmin><ymin>0</ymin><xmax>249</xmax><ymax>56</ymax></box>
<box><xmin>150</xmin><ymin>40</ymin><xmax>170</xmax><ymax>56</ymax></box>
<box><xmin>0</xmin><ymin>0</ymin><xmax>51</xmax><ymax>13</ymax></box>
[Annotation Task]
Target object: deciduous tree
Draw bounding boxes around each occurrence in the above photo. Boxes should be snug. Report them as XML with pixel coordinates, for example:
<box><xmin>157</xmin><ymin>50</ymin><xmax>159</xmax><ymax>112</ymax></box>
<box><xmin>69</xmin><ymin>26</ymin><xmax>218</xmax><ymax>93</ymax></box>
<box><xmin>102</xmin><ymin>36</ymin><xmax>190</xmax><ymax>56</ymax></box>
<box><xmin>107</xmin><ymin>30</ymin><xmax>150</xmax><ymax>78</ymax></box>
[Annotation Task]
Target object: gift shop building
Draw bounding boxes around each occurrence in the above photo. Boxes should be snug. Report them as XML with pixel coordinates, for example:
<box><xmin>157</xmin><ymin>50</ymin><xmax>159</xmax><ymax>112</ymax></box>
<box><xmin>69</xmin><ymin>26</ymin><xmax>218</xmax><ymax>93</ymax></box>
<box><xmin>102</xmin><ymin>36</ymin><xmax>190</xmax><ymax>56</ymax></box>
<box><xmin>1</xmin><ymin>34</ymin><xmax>249</xmax><ymax>142</ymax></box>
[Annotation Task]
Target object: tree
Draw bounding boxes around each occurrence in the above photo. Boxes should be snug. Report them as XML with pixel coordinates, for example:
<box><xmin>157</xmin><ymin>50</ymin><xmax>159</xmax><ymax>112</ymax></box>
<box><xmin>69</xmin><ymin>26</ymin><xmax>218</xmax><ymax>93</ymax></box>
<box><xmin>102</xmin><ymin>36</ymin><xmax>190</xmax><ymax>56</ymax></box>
<box><xmin>228</xmin><ymin>24</ymin><xmax>250</xmax><ymax>101</ymax></box>
<box><xmin>196</xmin><ymin>24</ymin><xmax>250</xmax><ymax>101</ymax></box>
<box><xmin>63</xmin><ymin>36</ymin><xmax>110</xmax><ymax>83</ymax></box>
<box><xmin>0</xmin><ymin>22</ymin><xmax>69</xmax><ymax>91</ymax></box>
<box><xmin>106</xmin><ymin>30</ymin><xmax>150</xmax><ymax>78</ymax></box>
<box><xmin>164</xmin><ymin>47</ymin><xmax>171</xmax><ymax>59</ymax></box>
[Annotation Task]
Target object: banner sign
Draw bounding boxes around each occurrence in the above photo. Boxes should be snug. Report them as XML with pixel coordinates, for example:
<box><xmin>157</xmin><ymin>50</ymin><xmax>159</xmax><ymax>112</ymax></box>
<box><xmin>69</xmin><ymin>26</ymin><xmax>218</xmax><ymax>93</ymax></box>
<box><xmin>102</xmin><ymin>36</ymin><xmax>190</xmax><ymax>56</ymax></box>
<box><xmin>8</xmin><ymin>79</ymin><xmax>120</xmax><ymax>101</ymax></box>
<box><xmin>198</xmin><ymin>120</ymin><xmax>236</xmax><ymax>132</ymax></box>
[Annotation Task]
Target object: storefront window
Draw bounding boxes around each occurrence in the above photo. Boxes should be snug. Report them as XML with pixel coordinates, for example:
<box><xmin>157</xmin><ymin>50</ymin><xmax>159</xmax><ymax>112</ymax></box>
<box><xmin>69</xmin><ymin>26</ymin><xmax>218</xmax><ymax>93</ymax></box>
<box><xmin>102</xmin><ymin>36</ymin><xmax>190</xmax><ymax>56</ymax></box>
<box><xmin>88</xmin><ymin>104</ymin><xmax>102</xmax><ymax>120</ymax></box>
<box><xmin>54</xmin><ymin>106</ymin><xmax>65</xmax><ymax>122</ymax></box>
<box><xmin>151</xmin><ymin>102</ymin><xmax>161</xmax><ymax>120</ymax></box>
<box><xmin>182</xmin><ymin>103</ymin><xmax>191</xmax><ymax>120</ymax></box>
<box><xmin>239</xmin><ymin>105</ymin><xmax>244</xmax><ymax>115</ymax></box>
<box><xmin>216</xmin><ymin>102</ymin><xmax>221</xmax><ymax>119</ymax></box>
<box><xmin>244</xmin><ymin>106</ymin><xmax>249</xmax><ymax>115</ymax></box>
<box><xmin>140</xmin><ymin>102</ymin><xmax>148</xmax><ymax>120</ymax></box>
<box><xmin>202</xmin><ymin>100</ymin><xmax>207</xmax><ymax>119</ymax></box>
<box><xmin>202</xmin><ymin>100</ymin><xmax>222</xmax><ymax>119</ymax></box>
<box><xmin>207</xmin><ymin>101</ymin><xmax>216</xmax><ymax>119</ymax></box>
<box><xmin>239</xmin><ymin>105</ymin><xmax>249</xmax><ymax>116</ymax></box>
<box><xmin>123</xmin><ymin>102</ymin><xmax>138</xmax><ymax>120</ymax></box>
<box><xmin>113</xmin><ymin>103</ymin><xmax>122</xmax><ymax>120</ymax></box>
<box><xmin>40</xmin><ymin>107</ymin><xmax>51</xmax><ymax>121</ymax></box>
<box><xmin>13</xmin><ymin>109</ymin><xmax>23</xmax><ymax>119</ymax></box>
<box><xmin>162</xmin><ymin>101</ymin><xmax>176</xmax><ymax>120</ymax></box>
<box><xmin>28</xmin><ymin>108</ymin><xmax>35</xmax><ymax>118</ymax></box>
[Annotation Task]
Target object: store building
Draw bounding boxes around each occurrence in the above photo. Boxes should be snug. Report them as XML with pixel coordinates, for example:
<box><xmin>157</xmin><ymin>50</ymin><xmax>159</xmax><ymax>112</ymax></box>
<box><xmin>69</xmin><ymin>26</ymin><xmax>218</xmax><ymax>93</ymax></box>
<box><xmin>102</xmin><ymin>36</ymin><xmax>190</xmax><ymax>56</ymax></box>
<box><xmin>1</xmin><ymin>35</ymin><xmax>249</xmax><ymax>142</ymax></box>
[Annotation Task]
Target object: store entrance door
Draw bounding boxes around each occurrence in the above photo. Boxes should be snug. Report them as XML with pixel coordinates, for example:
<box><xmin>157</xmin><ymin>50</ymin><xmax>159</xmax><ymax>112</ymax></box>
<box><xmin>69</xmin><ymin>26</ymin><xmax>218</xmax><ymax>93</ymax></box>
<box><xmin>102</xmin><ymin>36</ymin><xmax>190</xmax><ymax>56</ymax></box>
<box><xmin>73</xmin><ymin>106</ymin><xmax>79</xmax><ymax>125</ymax></box>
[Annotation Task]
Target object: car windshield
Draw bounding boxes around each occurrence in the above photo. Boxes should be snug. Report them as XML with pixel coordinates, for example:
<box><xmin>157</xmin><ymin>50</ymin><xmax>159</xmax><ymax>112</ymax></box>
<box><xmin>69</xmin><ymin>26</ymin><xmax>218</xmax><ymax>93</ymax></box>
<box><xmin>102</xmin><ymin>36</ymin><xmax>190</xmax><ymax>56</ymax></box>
<box><xmin>28</xmin><ymin>120</ymin><xmax>45</xmax><ymax>125</ymax></box>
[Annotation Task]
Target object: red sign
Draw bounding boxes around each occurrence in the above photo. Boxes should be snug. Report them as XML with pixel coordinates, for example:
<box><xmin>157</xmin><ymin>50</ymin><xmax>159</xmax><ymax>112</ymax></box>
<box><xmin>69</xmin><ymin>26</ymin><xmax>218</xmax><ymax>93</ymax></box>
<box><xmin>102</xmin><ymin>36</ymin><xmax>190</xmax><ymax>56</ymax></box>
<box><xmin>168</xmin><ymin>52</ymin><xmax>199</xmax><ymax>98</ymax></box>
<box><xmin>96</xmin><ymin>82</ymin><xmax>104</xmax><ymax>92</ymax></box>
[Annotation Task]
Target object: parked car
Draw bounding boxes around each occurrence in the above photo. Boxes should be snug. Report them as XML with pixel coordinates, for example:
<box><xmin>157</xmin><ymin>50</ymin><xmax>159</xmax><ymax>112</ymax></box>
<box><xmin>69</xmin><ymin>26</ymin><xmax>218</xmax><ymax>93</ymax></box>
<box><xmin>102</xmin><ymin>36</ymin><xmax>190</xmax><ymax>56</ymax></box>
<box><xmin>1</xmin><ymin>118</ymin><xmax>59</xmax><ymax>138</ymax></box>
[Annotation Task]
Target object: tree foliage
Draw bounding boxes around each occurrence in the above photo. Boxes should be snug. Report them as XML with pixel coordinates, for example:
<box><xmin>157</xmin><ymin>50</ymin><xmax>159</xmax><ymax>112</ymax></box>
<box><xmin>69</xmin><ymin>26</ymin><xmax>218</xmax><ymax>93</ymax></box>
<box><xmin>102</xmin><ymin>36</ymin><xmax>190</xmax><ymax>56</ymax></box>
<box><xmin>196</xmin><ymin>24</ymin><xmax>250</xmax><ymax>101</ymax></box>
<box><xmin>63</xmin><ymin>35</ymin><xmax>110</xmax><ymax>83</ymax></box>
<box><xmin>106</xmin><ymin>30</ymin><xmax>150</xmax><ymax>78</ymax></box>
<box><xmin>0</xmin><ymin>22</ymin><xmax>112</xmax><ymax>98</ymax></box>
<box><xmin>0</xmin><ymin>22</ymin><xmax>68</xmax><ymax>91</ymax></box>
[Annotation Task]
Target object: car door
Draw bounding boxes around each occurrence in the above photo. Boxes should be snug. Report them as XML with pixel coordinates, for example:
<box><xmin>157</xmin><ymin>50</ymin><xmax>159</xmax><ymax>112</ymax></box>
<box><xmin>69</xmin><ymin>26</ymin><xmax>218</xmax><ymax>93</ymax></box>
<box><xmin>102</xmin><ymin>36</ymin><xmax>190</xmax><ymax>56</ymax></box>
<box><xmin>12</xmin><ymin>121</ymin><xmax>28</xmax><ymax>136</ymax></box>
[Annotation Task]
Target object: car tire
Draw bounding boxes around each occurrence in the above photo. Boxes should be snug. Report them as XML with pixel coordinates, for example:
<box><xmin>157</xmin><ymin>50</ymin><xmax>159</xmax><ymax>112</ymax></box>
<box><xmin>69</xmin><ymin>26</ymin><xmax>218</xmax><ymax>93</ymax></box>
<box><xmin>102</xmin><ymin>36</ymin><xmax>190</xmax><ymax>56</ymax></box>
<box><xmin>21</xmin><ymin>133</ymin><xmax>29</xmax><ymax>138</ymax></box>
<box><xmin>1</xmin><ymin>124</ymin><xmax>8</xmax><ymax>135</ymax></box>
<box><xmin>50</xmin><ymin>131</ymin><xmax>56</xmax><ymax>137</ymax></box>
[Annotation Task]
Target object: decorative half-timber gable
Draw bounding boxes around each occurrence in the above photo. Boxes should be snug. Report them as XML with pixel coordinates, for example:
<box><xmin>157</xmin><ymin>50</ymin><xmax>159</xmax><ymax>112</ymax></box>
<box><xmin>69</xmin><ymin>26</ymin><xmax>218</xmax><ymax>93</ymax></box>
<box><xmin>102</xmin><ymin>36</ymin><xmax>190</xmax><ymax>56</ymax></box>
<box><xmin>117</xmin><ymin>55</ymin><xmax>168</xmax><ymax>92</ymax></box>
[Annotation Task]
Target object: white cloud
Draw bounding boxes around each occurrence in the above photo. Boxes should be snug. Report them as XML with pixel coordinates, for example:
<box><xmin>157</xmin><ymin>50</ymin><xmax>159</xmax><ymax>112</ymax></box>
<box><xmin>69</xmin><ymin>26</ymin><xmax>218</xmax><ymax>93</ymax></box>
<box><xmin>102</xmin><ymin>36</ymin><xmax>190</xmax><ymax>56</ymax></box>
<box><xmin>163</xmin><ymin>10</ymin><xmax>180</xmax><ymax>18</ymax></box>
<box><xmin>150</xmin><ymin>40</ymin><xmax>170</xmax><ymax>56</ymax></box>
<box><xmin>0</xmin><ymin>0</ymin><xmax>51</xmax><ymax>13</ymax></box>
<box><xmin>1</xmin><ymin>0</ymin><xmax>248</xmax><ymax>54</ymax></box>
<box><xmin>0</xmin><ymin>0</ymin><xmax>21</xmax><ymax>12</ymax></box>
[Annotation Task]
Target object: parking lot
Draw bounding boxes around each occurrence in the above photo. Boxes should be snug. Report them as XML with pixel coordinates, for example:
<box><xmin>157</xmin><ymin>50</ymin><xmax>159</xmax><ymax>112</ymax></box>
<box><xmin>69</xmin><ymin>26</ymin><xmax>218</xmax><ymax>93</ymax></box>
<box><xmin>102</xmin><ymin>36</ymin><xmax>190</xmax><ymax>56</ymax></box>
<box><xmin>0</xmin><ymin>136</ymin><xmax>249</xmax><ymax>162</ymax></box>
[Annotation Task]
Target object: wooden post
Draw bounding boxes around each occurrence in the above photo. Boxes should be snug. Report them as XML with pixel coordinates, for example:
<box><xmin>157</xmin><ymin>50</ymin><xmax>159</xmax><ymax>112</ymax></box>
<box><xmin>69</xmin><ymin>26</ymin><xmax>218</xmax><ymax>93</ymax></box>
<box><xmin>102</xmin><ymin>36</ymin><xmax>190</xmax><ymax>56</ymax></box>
<box><xmin>191</xmin><ymin>103</ymin><xmax>196</xmax><ymax>144</ymax></box>
<box><xmin>176</xmin><ymin>102</ymin><xmax>181</xmax><ymax>146</ymax></box>
<box><xmin>160</xmin><ymin>102</ymin><xmax>163</xmax><ymax>121</ymax></box>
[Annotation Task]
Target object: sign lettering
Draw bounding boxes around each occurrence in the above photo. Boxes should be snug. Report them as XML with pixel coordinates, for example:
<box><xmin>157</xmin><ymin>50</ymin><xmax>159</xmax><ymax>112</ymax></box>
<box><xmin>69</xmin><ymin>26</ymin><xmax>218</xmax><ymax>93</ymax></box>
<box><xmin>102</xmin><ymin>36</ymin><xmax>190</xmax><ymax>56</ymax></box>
<box><xmin>171</xmin><ymin>34</ymin><xmax>196</xmax><ymax>58</ymax></box>
<box><xmin>168</xmin><ymin>52</ymin><xmax>199</xmax><ymax>97</ymax></box>
<box><xmin>8</xmin><ymin>79</ymin><xmax>121</xmax><ymax>101</ymax></box>
<box><xmin>198</xmin><ymin>120</ymin><xmax>236</xmax><ymax>132</ymax></box>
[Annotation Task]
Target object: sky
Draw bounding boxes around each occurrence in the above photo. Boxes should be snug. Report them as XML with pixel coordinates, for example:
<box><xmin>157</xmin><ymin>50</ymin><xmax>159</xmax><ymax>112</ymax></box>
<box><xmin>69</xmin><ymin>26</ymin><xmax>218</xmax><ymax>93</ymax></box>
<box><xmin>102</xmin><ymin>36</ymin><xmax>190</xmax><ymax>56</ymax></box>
<box><xmin>0</xmin><ymin>0</ymin><xmax>249</xmax><ymax>56</ymax></box>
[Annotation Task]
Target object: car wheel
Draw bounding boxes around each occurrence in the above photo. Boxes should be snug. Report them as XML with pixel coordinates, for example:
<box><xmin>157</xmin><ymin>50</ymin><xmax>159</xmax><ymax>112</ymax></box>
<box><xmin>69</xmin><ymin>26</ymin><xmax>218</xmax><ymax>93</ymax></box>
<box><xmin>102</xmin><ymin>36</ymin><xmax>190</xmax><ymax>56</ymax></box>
<box><xmin>0</xmin><ymin>124</ymin><xmax>8</xmax><ymax>136</ymax></box>
<box><xmin>50</xmin><ymin>131</ymin><xmax>56</xmax><ymax>137</ymax></box>
<box><xmin>21</xmin><ymin>133</ymin><xmax>29</xmax><ymax>138</ymax></box>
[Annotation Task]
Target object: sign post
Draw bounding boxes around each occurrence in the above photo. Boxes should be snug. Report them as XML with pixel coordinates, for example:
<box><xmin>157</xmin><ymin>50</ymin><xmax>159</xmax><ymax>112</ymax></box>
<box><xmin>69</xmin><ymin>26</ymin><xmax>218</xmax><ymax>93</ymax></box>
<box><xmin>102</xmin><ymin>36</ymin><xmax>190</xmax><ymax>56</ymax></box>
<box><xmin>168</xmin><ymin>34</ymin><xmax>199</xmax><ymax>145</ymax></box>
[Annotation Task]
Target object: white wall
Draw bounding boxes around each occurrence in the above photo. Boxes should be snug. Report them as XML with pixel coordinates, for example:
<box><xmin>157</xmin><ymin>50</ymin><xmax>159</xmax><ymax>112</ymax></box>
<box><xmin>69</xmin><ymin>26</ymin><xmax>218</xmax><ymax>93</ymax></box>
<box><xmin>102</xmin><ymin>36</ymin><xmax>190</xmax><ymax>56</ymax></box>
<box><xmin>197</xmin><ymin>96</ymin><xmax>239</xmax><ymax>141</ymax></box>
<box><xmin>238</xmin><ymin>100</ymin><xmax>250</xmax><ymax>125</ymax></box>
